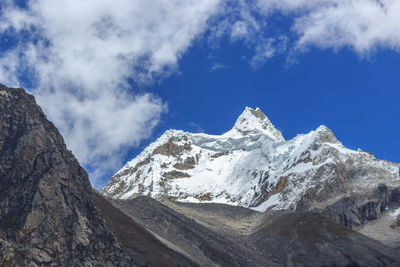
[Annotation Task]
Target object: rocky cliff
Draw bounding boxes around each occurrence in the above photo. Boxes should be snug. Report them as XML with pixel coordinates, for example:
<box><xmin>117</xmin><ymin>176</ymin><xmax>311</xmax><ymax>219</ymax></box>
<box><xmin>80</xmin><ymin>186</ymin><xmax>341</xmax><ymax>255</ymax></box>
<box><xmin>0</xmin><ymin>84</ymin><xmax>138</xmax><ymax>266</ymax></box>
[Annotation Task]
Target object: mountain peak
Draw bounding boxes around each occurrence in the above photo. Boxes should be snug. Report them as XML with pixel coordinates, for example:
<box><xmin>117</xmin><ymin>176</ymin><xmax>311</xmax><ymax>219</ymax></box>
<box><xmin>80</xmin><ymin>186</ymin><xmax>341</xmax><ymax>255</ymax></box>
<box><xmin>315</xmin><ymin>125</ymin><xmax>339</xmax><ymax>144</ymax></box>
<box><xmin>231</xmin><ymin>107</ymin><xmax>285</xmax><ymax>141</ymax></box>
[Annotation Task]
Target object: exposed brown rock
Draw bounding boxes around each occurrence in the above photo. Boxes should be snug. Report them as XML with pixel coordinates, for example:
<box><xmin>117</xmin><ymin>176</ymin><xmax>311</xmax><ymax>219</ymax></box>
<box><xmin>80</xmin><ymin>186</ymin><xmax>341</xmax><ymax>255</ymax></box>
<box><xmin>253</xmin><ymin>176</ymin><xmax>288</xmax><ymax>208</ymax></box>
<box><xmin>162</xmin><ymin>170</ymin><xmax>190</xmax><ymax>179</ymax></box>
<box><xmin>249</xmin><ymin>108</ymin><xmax>267</xmax><ymax>120</ymax></box>
<box><xmin>195</xmin><ymin>193</ymin><xmax>212</xmax><ymax>201</ymax></box>
<box><xmin>103</xmin><ymin>157</ymin><xmax>151</xmax><ymax>197</ymax></box>
<box><xmin>173</xmin><ymin>156</ymin><xmax>196</xmax><ymax>170</ymax></box>
<box><xmin>161</xmin><ymin>162</ymin><xmax>168</xmax><ymax>168</ymax></box>
<box><xmin>153</xmin><ymin>137</ymin><xmax>192</xmax><ymax>157</ymax></box>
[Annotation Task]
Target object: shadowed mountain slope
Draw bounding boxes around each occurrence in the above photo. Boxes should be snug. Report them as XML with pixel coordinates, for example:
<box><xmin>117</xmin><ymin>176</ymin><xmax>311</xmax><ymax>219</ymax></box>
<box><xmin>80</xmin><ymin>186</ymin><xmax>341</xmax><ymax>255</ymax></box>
<box><xmin>111</xmin><ymin>196</ymin><xmax>400</xmax><ymax>266</ymax></box>
<box><xmin>0</xmin><ymin>85</ymin><xmax>192</xmax><ymax>266</ymax></box>
<box><xmin>0</xmin><ymin>85</ymin><xmax>138</xmax><ymax>265</ymax></box>
<box><xmin>92</xmin><ymin>192</ymin><xmax>196</xmax><ymax>266</ymax></box>
<box><xmin>111</xmin><ymin>196</ymin><xmax>276</xmax><ymax>266</ymax></box>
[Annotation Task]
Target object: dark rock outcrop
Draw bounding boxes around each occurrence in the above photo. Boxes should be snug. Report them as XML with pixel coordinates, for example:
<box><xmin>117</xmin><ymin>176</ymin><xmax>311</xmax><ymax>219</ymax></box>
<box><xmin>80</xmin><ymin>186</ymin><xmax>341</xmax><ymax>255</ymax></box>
<box><xmin>293</xmin><ymin>156</ymin><xmax>400</xmax><ymax>242</ymax></box>
<box><xmin>298</xmin><ymin>182</ymin><xmax>400</xmax><ymax>230</ymax></box>
<box><xmin>250</xmin><ymin>212</ymin><xmax>400</xmax><ymax>266</ymax></box>
<box><xmin>0</xmin><ymin>85</ymin><xmax>138</xmax><ymax>266</ymax></box>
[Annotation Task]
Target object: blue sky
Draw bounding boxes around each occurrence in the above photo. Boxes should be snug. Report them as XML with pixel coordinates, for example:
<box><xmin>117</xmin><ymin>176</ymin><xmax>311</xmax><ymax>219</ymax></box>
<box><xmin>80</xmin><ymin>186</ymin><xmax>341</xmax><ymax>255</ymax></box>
<box><xmin>0</xmin><ymin>1</ymin><xmax>399</xmax><ymax>188</ymax></box>
<box><xmin>128</xmin><ymin>43</ymin><xmax>400</xmax><ymax>170</ymax></box>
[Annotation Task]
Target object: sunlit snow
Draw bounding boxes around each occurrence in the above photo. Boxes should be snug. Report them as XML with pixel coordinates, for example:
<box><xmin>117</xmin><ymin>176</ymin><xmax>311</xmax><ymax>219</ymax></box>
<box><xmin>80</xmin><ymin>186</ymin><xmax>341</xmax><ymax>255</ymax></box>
<box><xmin>103</xmin><ymin>107</ymin><xmax>400</xmax><ymax>212</ymax></box>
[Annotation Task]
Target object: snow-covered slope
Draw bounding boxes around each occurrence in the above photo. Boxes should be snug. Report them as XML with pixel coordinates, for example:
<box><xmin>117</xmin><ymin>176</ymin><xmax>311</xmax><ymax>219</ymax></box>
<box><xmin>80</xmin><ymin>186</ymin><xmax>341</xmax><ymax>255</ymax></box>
<box><xmin>102</xmin><ymin>107</ymin><xmax>400</xmax><ymax>212</ymax></box>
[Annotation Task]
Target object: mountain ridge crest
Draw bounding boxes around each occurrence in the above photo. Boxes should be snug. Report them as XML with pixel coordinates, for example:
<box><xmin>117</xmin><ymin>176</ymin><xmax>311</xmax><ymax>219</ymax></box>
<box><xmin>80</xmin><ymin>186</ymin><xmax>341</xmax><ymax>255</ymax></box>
<box><xmin>102</xmin><ymin>106</ymin><xmax>399</xmax><ymax>214</ymax></box>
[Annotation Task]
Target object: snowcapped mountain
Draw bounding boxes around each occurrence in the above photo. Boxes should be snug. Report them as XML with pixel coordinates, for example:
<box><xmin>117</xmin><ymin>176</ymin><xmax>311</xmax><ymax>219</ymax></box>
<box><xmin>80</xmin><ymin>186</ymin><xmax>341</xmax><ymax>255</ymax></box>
<box><xmin>102</xmin><ymin>107</ymin><xmax>400</xmax><ymax>212</ymax></box>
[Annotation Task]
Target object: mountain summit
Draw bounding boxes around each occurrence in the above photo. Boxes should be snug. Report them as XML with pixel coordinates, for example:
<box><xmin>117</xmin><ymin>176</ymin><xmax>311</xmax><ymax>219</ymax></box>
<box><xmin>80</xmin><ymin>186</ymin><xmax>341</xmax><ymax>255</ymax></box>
<box><xmin>229</xmin><ymin>107</ymin><xmax>285</xmax><ymax>141</ymax></box>
<box><xmin>102</xmin><ymin>107</ymin><xmax>290</xmax><ymax>205</ymax></box>
<box><xmin>103</xmin><ymin>106</ymin><xmax>400</xmax><ymax>216</ymax></box>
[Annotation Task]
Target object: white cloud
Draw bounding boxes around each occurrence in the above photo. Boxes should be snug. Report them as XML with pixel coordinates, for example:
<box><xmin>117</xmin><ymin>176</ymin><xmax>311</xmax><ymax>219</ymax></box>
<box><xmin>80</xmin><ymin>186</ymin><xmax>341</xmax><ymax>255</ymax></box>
<box><xmin>250</xmin><ymin>36</ymin><xmax>289</xmax><ymax>68</ymax></box>
<box><xmin>188</xmin><ymin>122</ymin><xmax>205</xmax><ymax>133</ymax></box>
<box><xmin>208</xmin><ymin>0</ymin><xmax>262</xmax><ymax>45</ymax></box>
<box><xmin>231</xmin><ymin>21</ymin><xmax>249</xmax><ymax>41</ymax></box>
<box><xmin>255</xmin><ymin>0</ymin><xmax>400</xmax><ymax>54</ymax></box>
<box><xmin>293</xmin><ymin>1</ymin><xmax>400</xmax><ymax>53</ymax></box>
<box><xmin>211</xmin><ymin>0</ymin><xmax>400</xmax><ymax>63</ymax></box>
<box><xmin>211</xmin><ymin>62</ymin><xmax>226</xmax><ymax>71</ymax></box>
<box><xmin>0</xmin><ymin>0</ymin><xmax>222</xmax><ymax>187</ymax></box>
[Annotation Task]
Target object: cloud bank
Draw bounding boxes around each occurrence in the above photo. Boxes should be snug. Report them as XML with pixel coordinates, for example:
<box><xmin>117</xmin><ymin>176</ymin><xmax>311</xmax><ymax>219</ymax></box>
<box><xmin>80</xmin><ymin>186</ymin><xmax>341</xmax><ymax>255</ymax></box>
<box><xmin>0</xmin><ymin>0</ymin><xmax>399</xmax><ymax>187</ymax></box>
<box><xmin>257</xmin><ymin>0</ymin><xmax>400</xmax><ymax>53</ymax></box>
<box><xmin>0</xmin><ymin>0</ymin><xmax>221</xmax><ymax>187</ymax></box>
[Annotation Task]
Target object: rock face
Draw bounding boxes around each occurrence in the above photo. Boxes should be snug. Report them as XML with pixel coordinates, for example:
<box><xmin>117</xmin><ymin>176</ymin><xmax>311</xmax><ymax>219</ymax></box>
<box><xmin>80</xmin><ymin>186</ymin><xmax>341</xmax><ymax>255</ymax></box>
<box><xmin>250</xmin><ymin>212</ymin><xmax>400</xmax><ymax>266</ymax></box>
<box><xmin>0</xmin><ymin>85</ymin><xmax>137</xmax><ymax>266</ymax></box>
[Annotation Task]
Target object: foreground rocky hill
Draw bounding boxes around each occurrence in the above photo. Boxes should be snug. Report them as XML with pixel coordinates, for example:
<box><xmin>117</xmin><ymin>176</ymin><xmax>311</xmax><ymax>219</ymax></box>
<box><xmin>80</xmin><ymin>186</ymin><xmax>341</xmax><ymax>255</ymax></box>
<box><xmin>0</xmin><ymin>85</ymin><xmax>136</xmax><ymax>265</ymax></box>
<box><xmin>0</xmin><ymin>84</ymin><xmax>194</xmax><ymax>266</ymax></box>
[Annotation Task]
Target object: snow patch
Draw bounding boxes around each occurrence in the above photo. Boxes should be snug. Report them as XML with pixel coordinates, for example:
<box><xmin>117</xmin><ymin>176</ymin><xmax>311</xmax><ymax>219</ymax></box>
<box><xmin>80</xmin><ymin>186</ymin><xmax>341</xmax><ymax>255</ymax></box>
<box><xmin>390</xmin><ymin>207</ymin><xmax>400</xmax><ymax>218</ymax></box>
<box><xmin>251</xmin><ymin>193</ymin><xmax>281</xmax><ymax>212</ymax></box>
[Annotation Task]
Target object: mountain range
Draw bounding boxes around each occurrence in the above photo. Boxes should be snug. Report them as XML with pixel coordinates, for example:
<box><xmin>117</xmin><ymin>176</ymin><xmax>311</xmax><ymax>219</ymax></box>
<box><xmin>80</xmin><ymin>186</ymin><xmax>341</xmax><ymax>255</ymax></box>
<box><xmin>1</xmin><ymin>84</ymin><xmax>400</xmax><ymax>266</ymax></box>
<box><xmin>103</xmin><ymin>107</ymin><xmax>400</xmax><ymax>223</ymax></box>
